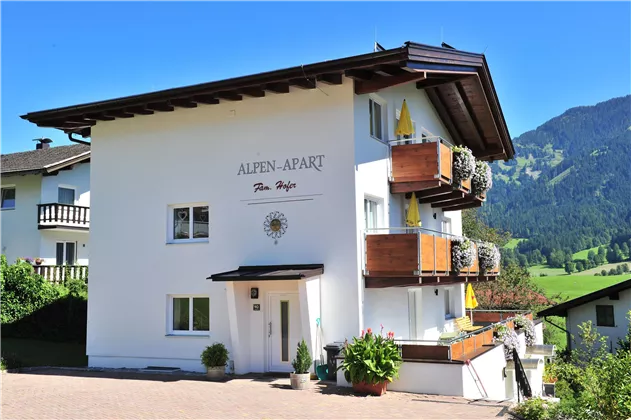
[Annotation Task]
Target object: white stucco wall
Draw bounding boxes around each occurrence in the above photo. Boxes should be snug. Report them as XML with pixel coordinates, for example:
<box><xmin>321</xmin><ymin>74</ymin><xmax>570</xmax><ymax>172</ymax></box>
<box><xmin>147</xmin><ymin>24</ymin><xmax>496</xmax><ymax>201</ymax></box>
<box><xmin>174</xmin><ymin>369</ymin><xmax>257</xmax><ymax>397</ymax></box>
<box><xmin>1</xmin><ymin>174</ymin><xmax>42</xmax><ymax>263</ymax></box>
<box><xmin>40</xmin><ymin>162</ymin><xmax>90</xmax><ymax>206</ymax></box>
<box><xmin>566</xmin><ymin>288</ymin><xmax>631</xmax><ymax>352</ymax></box>
<box><xmin>388</xmin><ymin>361</ymin><xmax>465</xmax><ymax>396</ymax></box>
<box><xmin>87</xmin><ymin>81</ymin><xmax>359</xmax><ymax>371</ymax></box>
<box><xmin>39</xmin><ymin>230</ymin><xmax>89</xmax><ymax>265</ymax></box>
<box><xmin>462</xmin><ymin>344</ymin><xmax>507</xmax><ymax>400</ymax></box>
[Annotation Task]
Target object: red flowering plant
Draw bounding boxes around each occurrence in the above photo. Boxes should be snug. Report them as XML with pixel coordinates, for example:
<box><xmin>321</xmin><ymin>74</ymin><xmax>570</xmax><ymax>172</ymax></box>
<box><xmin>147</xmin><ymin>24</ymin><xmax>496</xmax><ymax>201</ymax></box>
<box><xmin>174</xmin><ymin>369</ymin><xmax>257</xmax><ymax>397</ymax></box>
<box><xmin>337</xmin><ymin>325</ymin><xmax>402</xmax><ymax>386</ymax></box>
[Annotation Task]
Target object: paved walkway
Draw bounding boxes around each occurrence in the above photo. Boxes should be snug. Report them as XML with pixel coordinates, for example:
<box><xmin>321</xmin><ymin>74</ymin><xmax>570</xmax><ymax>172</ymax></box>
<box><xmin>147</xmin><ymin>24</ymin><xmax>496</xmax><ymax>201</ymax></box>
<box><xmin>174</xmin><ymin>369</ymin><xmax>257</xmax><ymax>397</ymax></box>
<box><xmin>2</xmin><ymin>369</ymin><xmax>510</xmax><ymax>419</ymax></box>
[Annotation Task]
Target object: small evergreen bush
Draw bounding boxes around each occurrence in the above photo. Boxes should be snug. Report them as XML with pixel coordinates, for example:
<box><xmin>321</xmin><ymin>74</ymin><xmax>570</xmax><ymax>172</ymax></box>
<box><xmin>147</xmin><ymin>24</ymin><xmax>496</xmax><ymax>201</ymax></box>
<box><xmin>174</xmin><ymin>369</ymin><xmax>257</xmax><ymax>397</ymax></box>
<box><xmin>291</xmin><ymin>339</ymin><xmax>311</xmax><ymax>374</ymax></box>
<box><xmin>200</xmin><ymin>343</ymin><xmax>229</xmax><ymax>368</ymax></box>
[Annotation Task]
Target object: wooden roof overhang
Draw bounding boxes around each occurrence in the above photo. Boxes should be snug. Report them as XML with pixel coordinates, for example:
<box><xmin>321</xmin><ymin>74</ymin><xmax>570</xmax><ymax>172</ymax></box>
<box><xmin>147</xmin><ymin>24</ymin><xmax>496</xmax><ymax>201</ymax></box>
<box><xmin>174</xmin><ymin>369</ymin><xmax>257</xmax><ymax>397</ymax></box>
<box><xmin>21</xmin><ymin>42</ymin><xmax>513</xmax><ymax>161</ymax></box>
<box><xmin>365</xmin><ymin>274</ymin><xmax>495</xmax><ymax>289</ymax></box>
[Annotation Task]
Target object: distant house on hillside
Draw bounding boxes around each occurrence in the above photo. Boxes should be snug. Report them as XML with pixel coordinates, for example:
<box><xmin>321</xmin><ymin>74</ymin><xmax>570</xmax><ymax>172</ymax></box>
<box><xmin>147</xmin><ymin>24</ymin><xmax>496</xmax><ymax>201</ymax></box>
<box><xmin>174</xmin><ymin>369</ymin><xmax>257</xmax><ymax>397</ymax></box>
<box><xmin>538</xmin><ymin>278</ymin><xmax>631</xmax><ymax>352</ymax></box>
<box><xmin>1</xmin><ymin>139</ymin><xmax>90</xmax><ymax>282</ymax></box>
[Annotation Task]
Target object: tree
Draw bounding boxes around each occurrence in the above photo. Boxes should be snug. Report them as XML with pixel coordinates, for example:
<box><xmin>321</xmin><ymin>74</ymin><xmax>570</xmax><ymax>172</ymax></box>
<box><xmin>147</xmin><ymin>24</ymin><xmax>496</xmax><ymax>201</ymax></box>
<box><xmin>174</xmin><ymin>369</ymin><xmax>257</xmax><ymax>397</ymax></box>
<box><xmin>575</xmin><ymin>261</ymin><xmax>585</xmax><ymax>272</ymax></box>
<box><xmin>549</xmin><ymin>249</ymin><xmax>567</xmax><ymax>268</ymax></box>
<box><xmin>462</xmin><ymin>209</ymin><xmax>511</xmax><ymax>246</ymax></box>
<box><xmin>588</xmin><ymin>250</ymin><xmax>597</xmax><ymax>263</ymax></box>
<box><xmin>475</xmin><ymin>264</ymin><xmax>551</xmax><ymax>311</ymax></box>
<box><xmin>594</xmin><ymin>254</ymin><xmax>605</xmax><ymax>265</ymax></box>
<box><xmin>608</xmin><ymin>268</ymin><xmax>617</xmax><ymax>276</ymax></box>
<box><xmin>565</xmin><ymin>261</ymin><xmax>576</xmax><ymax>274</ymax></box>
<box><xmin>622</xmin><ymin>263</ymin><xmax>630</xmax><ymax>273</ymax></box>
<box><xmin>601</xmin><ymin>269</ymin><xmax>608</xmax><ymax>276</ymax></box>
<box><xmin>622</xmin><ymin>242</ymin><xmax>630</xmax><ymax>259</ymax></box>
<box><xmin>598</xmin><ymin>246</ymin><xmax>607</xmax><ymax>258</ymax></box>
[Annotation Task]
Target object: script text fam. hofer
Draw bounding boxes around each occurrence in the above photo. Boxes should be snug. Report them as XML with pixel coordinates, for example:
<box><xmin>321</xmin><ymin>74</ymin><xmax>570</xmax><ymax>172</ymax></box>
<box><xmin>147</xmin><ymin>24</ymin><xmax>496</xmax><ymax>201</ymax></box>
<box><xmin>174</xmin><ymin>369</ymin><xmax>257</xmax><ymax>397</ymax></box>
<box><xmin>237</xmin><ymin>155</ymin><xmax>325</xmax><ymax>176</ymax></box>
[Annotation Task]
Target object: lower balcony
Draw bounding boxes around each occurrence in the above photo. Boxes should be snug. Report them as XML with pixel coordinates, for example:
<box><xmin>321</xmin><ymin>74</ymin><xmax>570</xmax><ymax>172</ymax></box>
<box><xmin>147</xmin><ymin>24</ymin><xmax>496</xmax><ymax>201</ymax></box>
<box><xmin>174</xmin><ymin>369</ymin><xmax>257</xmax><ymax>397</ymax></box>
<box><xmin>33</xmin><ymin>264</ymin><xmax>88</xmax><ymax>284</ymax></box>
<box><xmin>363</xmin><ymin>228</ymin><xmax>499</xmax><ymax>288</ymax></box>
<box><xmin>37</xmin><ymin>203</ymin><xmax>90</xmax><ymax>230</ymax></box>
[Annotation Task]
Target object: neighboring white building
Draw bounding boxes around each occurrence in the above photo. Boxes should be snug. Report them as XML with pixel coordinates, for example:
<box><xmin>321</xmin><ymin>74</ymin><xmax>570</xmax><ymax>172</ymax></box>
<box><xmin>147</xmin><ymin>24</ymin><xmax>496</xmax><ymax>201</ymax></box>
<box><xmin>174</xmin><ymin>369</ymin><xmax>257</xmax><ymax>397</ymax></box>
<box><xmin>1</xmin><ymin>139</ymin><xmax>90</xmax><ymax>281</ymax></box>
<box><xmin>539</xmin><ymin>278</ymin><xmax>631</xmax><ymax>353</ymax></box>
<box><xmin>23</xmin><ymin>41</ymin><xmax>542</xmax><ymax>400</ymax></box>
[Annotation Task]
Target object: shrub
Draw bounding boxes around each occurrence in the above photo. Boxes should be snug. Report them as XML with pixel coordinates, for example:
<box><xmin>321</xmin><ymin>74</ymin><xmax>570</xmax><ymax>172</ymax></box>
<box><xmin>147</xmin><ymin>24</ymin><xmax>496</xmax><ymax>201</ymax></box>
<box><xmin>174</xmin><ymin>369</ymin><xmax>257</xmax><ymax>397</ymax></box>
<box><xmin>291</xmin><ymin>339</ymin><xmax>311</xmax><ymax>374</ymax></box>
<box><xmin>200</xmin><ymin>343</ymin><xmax>229</xmax><ymax>368</ymax></box>
<box><xmin>478</xmin><ymin>242</ymin><xmax>501</xmax><ymax>273</ymax></box>
<box><xmin>601</xmin><ymin>269</ymin><xmax>608</xmax><ymax>276</ymax></box>
<box><xmin>472</xmin><ymin>160</ymin><xmax>493</xmax><ymax>197</ymax></box>
<box><xmin>514</xmin><ymin>314</ymin><xmax>536</xmax><ymax>346</ymax></box>
<box><xmin>451</xmin><ymin>238</ymin><xmax>474</xmax><ymax>273</ymax></box>
<box><xmin>338</xmin><ymin>327</ymin><xmax>402</xmax><ymax>385</ymax></box>
<box><xmin>452</xmin><ymin>145</ymin><xmax>475</xmax><ymax>185</ymax></box>
<box><xmin>513</xmin><ymin>397</ymin><xmax>561</xmax><ymax>420</ymax></box>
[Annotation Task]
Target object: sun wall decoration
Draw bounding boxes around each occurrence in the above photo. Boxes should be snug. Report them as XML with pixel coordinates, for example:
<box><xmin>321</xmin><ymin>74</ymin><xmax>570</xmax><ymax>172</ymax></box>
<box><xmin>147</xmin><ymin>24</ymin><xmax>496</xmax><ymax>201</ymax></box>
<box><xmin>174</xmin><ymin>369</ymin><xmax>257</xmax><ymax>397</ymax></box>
<box><xmin>263</xmin><ymin>211</ymin><xmax>288</xmax><ymax>244</ymax></box>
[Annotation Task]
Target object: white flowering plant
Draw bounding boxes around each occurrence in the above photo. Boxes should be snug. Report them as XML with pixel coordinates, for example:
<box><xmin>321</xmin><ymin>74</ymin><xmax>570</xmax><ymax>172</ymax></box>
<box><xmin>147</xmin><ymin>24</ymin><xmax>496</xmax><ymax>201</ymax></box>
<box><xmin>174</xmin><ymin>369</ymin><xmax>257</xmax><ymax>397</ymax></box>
<box><xmin>514</xmin><ymin>314</ymin><xmax>536</xmax><ymax>347</ymax></box>
<box><xmin>478</xmin><ymin>242</ymin><xmax>500</xmax><ymax>273</ymax></box>
<box><xmin>451</xmin><ymin>238</ymin><xmax>474</xmax><ymax>273</ymax></box>
<box><xmin>452</xmin><ymin>145</ymin><xmax>475</xmax><ymax>185</ymax></box>
<box><xmin>472</xmin><ymin>160</ymin><xmax>493</xmax><ymax>197</ymax></box>
<box><xmin>494</xmin><ymin>324</ymin><xmax>521</xmax><ymax>361</ymax></box>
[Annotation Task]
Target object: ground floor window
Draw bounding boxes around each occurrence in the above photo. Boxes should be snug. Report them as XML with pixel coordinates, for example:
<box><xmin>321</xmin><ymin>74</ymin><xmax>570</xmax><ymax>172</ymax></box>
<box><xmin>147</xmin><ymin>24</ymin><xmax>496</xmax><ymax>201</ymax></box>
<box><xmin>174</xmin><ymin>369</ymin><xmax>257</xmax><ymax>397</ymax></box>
<box><xmin>56</xmin><ymin>241</ymin><xmax>76</xmax><ymax>265</ymax></box>
<box><xmin>596</xmin><ymin>305</ymin><xmax>615</xmax><ymax>327</ymax></box>
<box><xmin>168</xmin><ymin>296</ymin><xmax>210</xmax><ymax>335</ymax></box>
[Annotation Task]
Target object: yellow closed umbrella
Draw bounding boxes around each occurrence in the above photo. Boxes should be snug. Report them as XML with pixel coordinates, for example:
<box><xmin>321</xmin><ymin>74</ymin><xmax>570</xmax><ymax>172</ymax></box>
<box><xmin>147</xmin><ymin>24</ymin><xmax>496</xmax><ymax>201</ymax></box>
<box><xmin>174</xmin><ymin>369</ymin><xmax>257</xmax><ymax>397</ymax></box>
<box><xmin>465</xmin><ymin>283</ymin><xmax>478</xmax><ymax>321</ymax></box>
<box><xmin>395</xmin><ymin>99</ymin><xmax>415</xmax><ymax>138</ymax></box>
<box><xmin>405</xmin><ymin>192</ymin><xmax>421</xmax><ymax>227</ymax></box>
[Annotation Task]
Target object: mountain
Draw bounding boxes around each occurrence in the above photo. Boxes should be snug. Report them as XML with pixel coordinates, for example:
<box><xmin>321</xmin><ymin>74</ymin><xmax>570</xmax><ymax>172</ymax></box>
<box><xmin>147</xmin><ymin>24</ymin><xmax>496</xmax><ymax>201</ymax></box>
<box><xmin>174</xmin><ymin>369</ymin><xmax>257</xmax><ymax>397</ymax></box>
<box><xmin>480</xmin><ymin>95</ymin><xmax>631</xmax><ymax>257</ymax></box>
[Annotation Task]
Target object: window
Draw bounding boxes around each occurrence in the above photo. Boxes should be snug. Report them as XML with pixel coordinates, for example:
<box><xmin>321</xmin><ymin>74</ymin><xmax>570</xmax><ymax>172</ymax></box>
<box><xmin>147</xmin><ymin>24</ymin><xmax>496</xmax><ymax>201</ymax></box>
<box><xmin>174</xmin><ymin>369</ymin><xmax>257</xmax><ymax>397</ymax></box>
<box><xmin>168</xmin><ymin>204</ymin><xmax>209</xmax><ymax>243</ymax></box>
<box><xmin>444</xmin><ymin>288</ymin><xmax>454</xmax><ymax>318</ymax></box>
<box><xmin>442</xmin><ymin>218</ymin><xmax>452</xmax><ymax>235</ymax></box>
<box><xmin>1</xmin><ymin>187</ymin><xmax>15</xmax><ymax>210</ymax></box>
<box><xmin>596</xmin><ymin>305</ymin><xmax>615</xmax><ymax>327</ymax></box>
<box><xmin>364</xmin><ymin>198</ymin><xmax>379</xmax><ymax>231</ymax></box>
<box><xmin>169</xmin><ymin>296</ymin><xmax>210</xmax><ymax>335</ymax></box>
<box><xmin>369</xmin><ymin>98</ymin><xmax>384</xmax><ymax>140</ymax></box>
<box><xmin>56</xmin><ymin>242</ymin><xmax>76</xmax><ymax>265</ymax></box>
<box><xmin>58</xmin><ymin>187</ymin><xmax>76</xmax><ymax>205</ymax></box>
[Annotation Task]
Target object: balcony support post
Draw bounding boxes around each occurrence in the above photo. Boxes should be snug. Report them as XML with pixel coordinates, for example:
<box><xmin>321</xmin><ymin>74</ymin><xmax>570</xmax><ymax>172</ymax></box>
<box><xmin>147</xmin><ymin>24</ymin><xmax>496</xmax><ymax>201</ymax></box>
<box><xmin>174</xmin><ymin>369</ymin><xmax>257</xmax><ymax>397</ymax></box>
<box><xmin>415</xmin><ymin>231</ymin><xmax>421</xmax><ymax>276</ymax></box>
<box><xmin>363</xmin><ymin>231</ymin><xmax>369</xmax><ymax>276</ymax></box>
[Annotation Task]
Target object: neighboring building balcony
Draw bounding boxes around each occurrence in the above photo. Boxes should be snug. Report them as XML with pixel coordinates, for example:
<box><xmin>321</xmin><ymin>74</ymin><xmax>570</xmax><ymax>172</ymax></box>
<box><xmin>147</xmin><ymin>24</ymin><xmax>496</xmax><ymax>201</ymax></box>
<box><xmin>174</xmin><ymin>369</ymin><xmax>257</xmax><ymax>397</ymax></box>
<box><xmin>389</xmin><ymin>137</ymin><xmax>487</xmax><ymax>211</ymax></box>
<box><xmin>33</xmin><ymin>264</ymin><xmax>88</xmax><ymax>284</ymax></box>
<box><xmin>37</xmin><ymin>203</ymin><xmax>90</xmax><ymax>231</ymax></box>
<box><xmin>363</xmin><ymin>227</ymin><xmax>499</xmax><ymax>288</ymax></box>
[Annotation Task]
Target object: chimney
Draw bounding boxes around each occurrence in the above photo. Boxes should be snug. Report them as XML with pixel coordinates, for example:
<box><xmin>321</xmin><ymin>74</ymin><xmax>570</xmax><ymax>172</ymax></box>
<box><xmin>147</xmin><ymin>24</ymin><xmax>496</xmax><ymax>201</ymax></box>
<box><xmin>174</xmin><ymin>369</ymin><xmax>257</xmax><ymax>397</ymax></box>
<box><xmin>34</xmin><ymin>138</ymin><xmax>53</xmax><ymax>150</ymax></box>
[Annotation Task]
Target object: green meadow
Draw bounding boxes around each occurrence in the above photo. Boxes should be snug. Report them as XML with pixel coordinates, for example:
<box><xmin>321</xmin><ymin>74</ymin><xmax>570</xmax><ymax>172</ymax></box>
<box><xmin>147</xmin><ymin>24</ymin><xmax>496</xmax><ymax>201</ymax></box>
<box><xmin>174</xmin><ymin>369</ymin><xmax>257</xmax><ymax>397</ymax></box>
<box><xmin>532</xmin><ymin>274</ymin><xmax>628</xmax><ymax>300</ymax></box>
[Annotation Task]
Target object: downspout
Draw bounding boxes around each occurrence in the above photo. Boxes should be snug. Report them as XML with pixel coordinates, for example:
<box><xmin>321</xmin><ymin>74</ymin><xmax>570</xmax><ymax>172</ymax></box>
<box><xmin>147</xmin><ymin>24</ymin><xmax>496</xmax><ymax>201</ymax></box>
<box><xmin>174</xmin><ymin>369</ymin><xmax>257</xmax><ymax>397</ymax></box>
<box><xmin>68</xmin><ymin>132</ymin><xmax>91</xmax><ymax>146</ymax></box>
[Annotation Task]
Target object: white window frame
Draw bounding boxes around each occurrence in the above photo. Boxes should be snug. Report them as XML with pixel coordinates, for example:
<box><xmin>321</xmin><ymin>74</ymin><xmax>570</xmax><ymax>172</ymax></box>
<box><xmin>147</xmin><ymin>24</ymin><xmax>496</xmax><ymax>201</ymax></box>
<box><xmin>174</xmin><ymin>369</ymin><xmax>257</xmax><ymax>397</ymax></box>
<box><xmin>57</xmin><ymin>184</ymin><xmax>78</xmax><ymax>205</ymax></box>
<box><xmin>363</xmin><ymin>196</ymin><xmax>383</xmax><ymax>231</ymax></box>
<box><xmin>369</xmin><ymin>95</ymin><xmax>387</xmax><ymax>142</ymax></box>
<box><xmin>167</xmin><ymin>295</ymin><xmax>210</xmax><ymax>336</ymax></box>
<box><xmin>167</xmin><ymin>202</ymin><xmax>209</xmax><ymax>244</ymax></box>
<box><xmin>56</xmin><ymin>241</ymin><xmax>77</xmax><ymax>265</ymax></box>
<box><xmin>1</xmin><ymin>185</ymin><xmax>16</xmax><ymax>210</ymax></box>
<box><xmin>442</xmin><ymin>217</ymin><xmax>452</xmax><ymax>235</ymax></box>
<box><xmin>444</xmin><ymin>287</ymin><xmax>455</xmax><ymax>319</ymax></box>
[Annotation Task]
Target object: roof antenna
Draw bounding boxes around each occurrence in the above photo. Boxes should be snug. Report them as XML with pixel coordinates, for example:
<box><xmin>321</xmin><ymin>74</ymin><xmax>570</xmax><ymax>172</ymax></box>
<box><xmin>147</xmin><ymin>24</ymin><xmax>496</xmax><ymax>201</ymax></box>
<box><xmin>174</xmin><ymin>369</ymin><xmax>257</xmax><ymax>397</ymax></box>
<box><xmin>441</xmin><ymin>26</ymin><xmax>443</xmax><ymax>44</ymax></box>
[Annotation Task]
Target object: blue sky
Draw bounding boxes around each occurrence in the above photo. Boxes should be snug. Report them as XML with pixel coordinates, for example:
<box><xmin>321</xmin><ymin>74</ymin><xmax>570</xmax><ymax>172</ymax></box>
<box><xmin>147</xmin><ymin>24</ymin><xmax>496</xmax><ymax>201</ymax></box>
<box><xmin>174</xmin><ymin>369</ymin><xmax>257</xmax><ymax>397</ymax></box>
<box><xmin>2</xmin><ymin>2</ymin><xmax>630</xmax><ymax>153</ymax></box>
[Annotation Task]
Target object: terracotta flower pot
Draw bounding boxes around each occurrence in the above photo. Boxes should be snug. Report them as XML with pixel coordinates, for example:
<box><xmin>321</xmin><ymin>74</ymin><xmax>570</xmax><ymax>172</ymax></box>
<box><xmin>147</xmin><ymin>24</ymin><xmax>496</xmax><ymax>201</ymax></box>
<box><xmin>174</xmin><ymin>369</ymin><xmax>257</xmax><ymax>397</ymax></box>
<box><xmin>352</xmin><ymin>381</ymin><xmax>388</xmax><ymax>396</ymax></box>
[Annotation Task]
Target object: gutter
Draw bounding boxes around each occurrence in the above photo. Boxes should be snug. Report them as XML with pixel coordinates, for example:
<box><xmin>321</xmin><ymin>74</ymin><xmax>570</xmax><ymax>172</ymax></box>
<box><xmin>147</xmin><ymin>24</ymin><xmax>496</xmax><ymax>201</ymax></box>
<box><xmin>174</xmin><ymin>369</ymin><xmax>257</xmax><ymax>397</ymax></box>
<box><xmin>68</xmin><ymin>132</ymin><xmax>91</xmax><ymax>145</ymax></box>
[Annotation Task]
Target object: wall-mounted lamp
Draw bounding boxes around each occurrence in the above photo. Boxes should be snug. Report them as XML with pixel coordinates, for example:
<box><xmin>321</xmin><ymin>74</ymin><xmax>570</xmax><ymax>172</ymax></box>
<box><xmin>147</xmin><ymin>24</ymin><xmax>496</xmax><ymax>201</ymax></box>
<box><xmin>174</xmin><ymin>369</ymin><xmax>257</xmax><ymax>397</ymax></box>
<box><xmin>433</xmin><ymin>213</ymin><xmax>437</xmax><ymax>219</ymax></box>
<box><xmin>434</xmin><ymin>289</ymin><xmax>438</xmax><ymax>296</ymax></box>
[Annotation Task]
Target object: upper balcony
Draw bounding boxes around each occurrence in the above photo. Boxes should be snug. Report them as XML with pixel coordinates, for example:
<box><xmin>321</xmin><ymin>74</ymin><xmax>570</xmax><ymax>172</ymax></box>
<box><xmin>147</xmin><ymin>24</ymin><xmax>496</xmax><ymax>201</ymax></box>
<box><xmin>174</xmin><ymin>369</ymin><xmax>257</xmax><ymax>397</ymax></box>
<box><xmin>37</xmin><ymin>203</ymin><xmax>90</xmax><ymax>231</ymax></box>
<box><xmin>363</xmin><ymin>227</ymin><xmax>499</xmax><ymax>288</ymax></box>
<box><xmin>389</xmin><ymin>137</ymin><xmax>488</xmax><ymax>211</ymax></box>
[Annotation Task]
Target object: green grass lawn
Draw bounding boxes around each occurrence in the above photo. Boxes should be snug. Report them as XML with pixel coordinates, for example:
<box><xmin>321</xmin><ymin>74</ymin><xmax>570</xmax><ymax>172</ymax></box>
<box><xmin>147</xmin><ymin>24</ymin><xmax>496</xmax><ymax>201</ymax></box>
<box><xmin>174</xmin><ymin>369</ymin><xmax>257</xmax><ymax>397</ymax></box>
<box><xmin>1</xmin><ymin>338</ymin><xmax>87</xmax><ymax>368</ymax></box>
<box><xmin>504</xmin><ymin>238</ymin><xmax>526</xmax><ymax>249</ymax></box>
<box><xmin>533</xmin><ymin>274</ymin><xmax>628</xmax><ymax>300</ymax></box>
<box><xmin>529</xmin><ymin>264</ymin><xmax>566</xmax><ymax>276</ymax></box>
<box><xmin>572</xmin><ymin>246</ymin><xmax>600</xmax><ymax>261</ymax></box>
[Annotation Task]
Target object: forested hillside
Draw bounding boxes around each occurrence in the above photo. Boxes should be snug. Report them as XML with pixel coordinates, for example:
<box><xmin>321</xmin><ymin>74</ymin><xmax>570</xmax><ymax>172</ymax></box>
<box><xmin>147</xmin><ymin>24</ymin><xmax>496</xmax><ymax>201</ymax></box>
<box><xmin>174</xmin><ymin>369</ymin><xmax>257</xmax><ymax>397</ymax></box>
<box><xmin>480</xmin><ymin>95</ymin><xmax>631</xmax><ymax>265</ymax></box>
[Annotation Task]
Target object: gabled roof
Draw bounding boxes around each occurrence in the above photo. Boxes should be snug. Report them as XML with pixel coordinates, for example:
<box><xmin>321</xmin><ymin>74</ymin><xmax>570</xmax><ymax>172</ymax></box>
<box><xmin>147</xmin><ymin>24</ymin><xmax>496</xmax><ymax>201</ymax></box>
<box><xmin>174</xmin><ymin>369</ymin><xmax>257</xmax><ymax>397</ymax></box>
<box><xmin>20</xmin><ymin>41</ymin><xmax>514</xmax><ymax>161</ymax></box>
<box><xmin>538</xmin><ymin>278</ymin><xmax>631</xmax><ymax>317</ymax></box>
<box><xmin>1</xmin><ymin>144</ymin><xmax>90</xmax><ymax>176</ymax></box>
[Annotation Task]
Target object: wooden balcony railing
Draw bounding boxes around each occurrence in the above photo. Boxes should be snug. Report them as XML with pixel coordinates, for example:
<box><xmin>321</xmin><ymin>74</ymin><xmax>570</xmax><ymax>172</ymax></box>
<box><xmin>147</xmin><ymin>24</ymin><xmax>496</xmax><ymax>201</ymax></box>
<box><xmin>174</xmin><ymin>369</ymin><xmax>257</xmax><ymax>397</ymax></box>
<box><xmin>37</xmin><ymin>203</ymin><xmax>90</xmax><ymax>230</ymax></box>
<box><xmin>389</xmin><ymin>137</ymin><xmax>483</xmax><ymax>210</ymax></box>
<box><xmin>33</xmin><ymin>264</ymin><xmax>88</xmax><ymax>284</ymax></box>
<box><xmin>363</xmin><ymin>227</ymin><xmax>499</xmax><ymax>288</ymax></box>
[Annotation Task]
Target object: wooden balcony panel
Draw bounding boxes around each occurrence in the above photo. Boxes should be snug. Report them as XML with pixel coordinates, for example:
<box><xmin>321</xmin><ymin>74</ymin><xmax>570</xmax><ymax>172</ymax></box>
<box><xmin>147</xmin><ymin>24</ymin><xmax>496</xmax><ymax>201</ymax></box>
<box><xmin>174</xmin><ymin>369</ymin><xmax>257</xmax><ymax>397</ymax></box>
<box><xmin>37</xmin><ymin>203</ymin><xmax>90</xmax><ymax>230</ymax></box>
<box><xmin>366</xmin><ymin>234</ymin><xmax>418</xmax><ymax>276</ymax></box>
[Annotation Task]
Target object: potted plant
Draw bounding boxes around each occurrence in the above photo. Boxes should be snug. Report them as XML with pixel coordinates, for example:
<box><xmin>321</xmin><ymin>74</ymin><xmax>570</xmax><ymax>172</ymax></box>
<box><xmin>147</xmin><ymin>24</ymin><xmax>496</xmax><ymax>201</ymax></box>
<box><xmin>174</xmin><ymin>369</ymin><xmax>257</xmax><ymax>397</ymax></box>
<box><xmin>471</xmin><ymin>160</ymin><xmax>493</xmax><ymax>197</ymax></box>
<box><xmin>34</xmin><ymin>257</ymin><xmax>44</xmax><ymax>266</ymax></box>
<box><xmin>542</xmin><ymin>363</ymin><xmax>558</xmax><ymax>397</ymax></box>
<box><xmin>451</xmin><ymin>145</ymin><xmax>476</xmax><ymax>186</ymax></box>
<box><xmin>477</xmin><ymin>242</ymin><xmax>500</xmax><ymax>273</ymax></box>
<box><xmin>337</xmin><ymin>327</ymin><xmax>402</xmax><ymax>396</ymax></box>
<box><xmin>290</xmin><ymin>339</ymin><xmax>312</xmax><ymax>390</ymax></box>
<box><xmin>514</xmin><ymin>314</ymin><xmax>536</xmax><ymax>346</ymax></box>
<box><xmin>451</xmin><ymin>238</ymin><xmax>474</xmax><ymax>273</ymax></box>
<box><xmin>494</xmin><ymin>324</ymin><xmax>520</xmax><ymax>361</ymax></box>
<box><xmin>200</xmin><ymin>342</ymin><xmax>229</xmax><ymax>380</ymax></box>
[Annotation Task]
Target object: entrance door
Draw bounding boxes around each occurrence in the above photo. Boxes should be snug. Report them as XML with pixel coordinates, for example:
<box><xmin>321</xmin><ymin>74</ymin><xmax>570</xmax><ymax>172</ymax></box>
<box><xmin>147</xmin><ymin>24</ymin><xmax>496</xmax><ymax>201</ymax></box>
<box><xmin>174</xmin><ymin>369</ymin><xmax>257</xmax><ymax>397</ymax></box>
<box><xmin>268</xmin><ymin>293</ymin><xmax>301</xmax><ymax>372</ymax></box>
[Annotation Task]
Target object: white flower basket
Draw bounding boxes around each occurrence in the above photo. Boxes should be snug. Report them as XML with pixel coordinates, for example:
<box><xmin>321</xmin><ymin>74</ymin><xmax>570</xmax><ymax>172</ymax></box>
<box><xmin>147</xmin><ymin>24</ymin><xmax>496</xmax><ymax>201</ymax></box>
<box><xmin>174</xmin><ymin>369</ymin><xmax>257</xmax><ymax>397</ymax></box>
<box><xmin>451</xmin><ymin>238</ymin><xmax>475</xmax><ymax>273</ymax></box>
<box><xmin>452</xmin><ymin>146</ymin><xmax>475</xmax><ymax>185</ymax></box>
<box><xmin>472</xmin><ymin>160</ymin><xmax>493</xmax><ymax>197</ymax></box>
<box><xmin>478</xmin><ymin>242</ymin><xmax>500</xmax><ymax>273</ymax></box>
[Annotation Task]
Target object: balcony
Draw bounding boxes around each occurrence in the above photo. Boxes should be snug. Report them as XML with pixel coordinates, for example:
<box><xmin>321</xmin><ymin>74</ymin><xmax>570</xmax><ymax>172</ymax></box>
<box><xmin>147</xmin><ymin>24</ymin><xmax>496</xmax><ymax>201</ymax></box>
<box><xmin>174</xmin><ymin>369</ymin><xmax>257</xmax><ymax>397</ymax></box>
<box><xmin>37</xmin><ymin>203</ymin><xmax>90</xmax><ymax>231</ymax></box>
<box><xmin>389</xmin><ymin>137</ymin><xmax>485</xmax><ymax>210</ymax></box>
<box><xmin>363</xmin><ymin>227</ymin><xmax>499</xmax><ymax>288</ymax></box>
<box><xmin>33</xmin><ymin>264</ymin><xmax>88</xmax><ymax>284</ymax></box>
